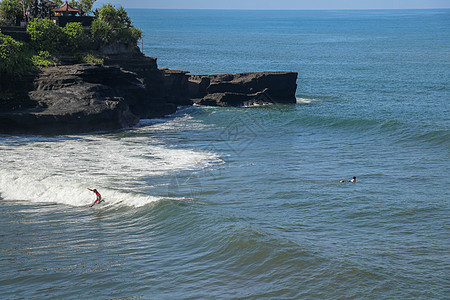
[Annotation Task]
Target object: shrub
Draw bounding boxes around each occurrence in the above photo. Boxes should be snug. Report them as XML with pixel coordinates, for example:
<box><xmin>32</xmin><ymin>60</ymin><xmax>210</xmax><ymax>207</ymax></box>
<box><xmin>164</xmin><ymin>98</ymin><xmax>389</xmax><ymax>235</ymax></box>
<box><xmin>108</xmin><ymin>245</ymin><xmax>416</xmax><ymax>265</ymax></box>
<box><xmin>0</xmin><ymin>32</ymin><xmax>33</xmax><ymax>76</ymax></box>
<box><xmin>27</xmin><ymin>19</ymin><xmax>91</xmax><ymax>53</ymax></box>
<box><xmin>26</xmin><ymin>18</ymin><xmax>64</xmax><ymax>53</ymax></box>
<box><xmin>74</xmin><ymin>51</ymin><xmax>103</xmax><ymax>64</ymax></box>
<box><xmin>62</xmin><ymin>22</ymin><xmax>89</xmax><ymax>51</ymax></box>
<box><xmin>31</xmin><ymin>50</ymin><xmax>57</xmax><ymax>68</ymax></box>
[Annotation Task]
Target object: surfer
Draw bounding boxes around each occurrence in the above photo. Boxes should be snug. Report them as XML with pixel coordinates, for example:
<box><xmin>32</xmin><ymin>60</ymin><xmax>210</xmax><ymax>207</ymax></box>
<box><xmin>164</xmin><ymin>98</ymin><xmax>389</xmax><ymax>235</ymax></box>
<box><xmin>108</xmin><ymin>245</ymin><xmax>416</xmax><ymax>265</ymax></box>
<box><xmin>88</xmin><ymin>188</ymin><xmax>103</xmax><ymax>207</ymax></box>
<box><xmin>340</xmin><ymin>176</ymin><xmax>356</xmax><ymax>183</ymax></box>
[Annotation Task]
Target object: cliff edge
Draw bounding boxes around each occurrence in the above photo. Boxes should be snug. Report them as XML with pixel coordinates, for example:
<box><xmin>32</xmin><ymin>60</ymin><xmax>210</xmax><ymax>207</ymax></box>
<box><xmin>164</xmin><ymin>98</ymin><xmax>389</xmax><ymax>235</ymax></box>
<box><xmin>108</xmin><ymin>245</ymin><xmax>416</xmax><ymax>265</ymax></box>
<box><xmin>0</xmin><ymin>53</ymin><xmax>298</xmax><ymax>134</ymax></box>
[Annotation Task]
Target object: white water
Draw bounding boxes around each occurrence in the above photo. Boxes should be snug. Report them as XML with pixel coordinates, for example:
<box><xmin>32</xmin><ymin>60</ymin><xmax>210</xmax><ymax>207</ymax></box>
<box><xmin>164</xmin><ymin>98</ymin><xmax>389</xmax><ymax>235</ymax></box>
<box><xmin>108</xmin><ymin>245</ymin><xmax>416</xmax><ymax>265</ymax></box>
<box><xmin>0</xmin><ymin>118</ymin><xmax>221</xmax><ymax>208</ymax></box>
<box><xmin>296</xmin><ymin>97</ymin><xmax>320</xmax><ymax>104</ymax></box>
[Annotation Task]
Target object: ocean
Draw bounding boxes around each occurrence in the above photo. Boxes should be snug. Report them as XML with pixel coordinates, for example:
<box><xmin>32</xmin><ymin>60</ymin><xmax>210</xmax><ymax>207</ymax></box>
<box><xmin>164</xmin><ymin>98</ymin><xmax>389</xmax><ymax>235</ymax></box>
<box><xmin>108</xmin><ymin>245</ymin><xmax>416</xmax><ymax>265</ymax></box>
<box><xmin>1</xmin><ymin>9</ymin><xmax>449</xmax><ymax>299</ymax></box>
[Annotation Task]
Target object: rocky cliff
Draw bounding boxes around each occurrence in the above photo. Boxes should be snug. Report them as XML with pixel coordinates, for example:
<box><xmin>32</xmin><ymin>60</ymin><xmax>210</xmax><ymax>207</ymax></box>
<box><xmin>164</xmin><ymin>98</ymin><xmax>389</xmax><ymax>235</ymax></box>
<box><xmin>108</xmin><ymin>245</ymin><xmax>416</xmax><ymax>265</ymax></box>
<box><xmin>0</xmin><ymin>53</ymin><xmax>298</xmax><ymax>134</ymax></box>
<box><xmin>0</xmin><ymin>62</ymin><xmax>176</xmax><ymax>134</ymax></box>
<box><xmin>188</xmin><ymin>72</ymin><xmax>298</xmax><ymax>106</ymax></box>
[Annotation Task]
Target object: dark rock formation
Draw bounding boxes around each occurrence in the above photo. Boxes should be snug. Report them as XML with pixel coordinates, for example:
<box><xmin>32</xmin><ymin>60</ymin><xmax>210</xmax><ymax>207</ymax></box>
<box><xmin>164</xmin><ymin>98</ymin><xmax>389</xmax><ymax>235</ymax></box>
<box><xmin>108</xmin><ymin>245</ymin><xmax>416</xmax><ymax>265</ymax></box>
<box><xmin>0</xmin><ymin>65</ymin><xmax>140</xmax><ymax>134</ymax></box>
<box><xmin>157</xmin><ymin>70</ymin><xmax>298</xmax><ymax>107</ymax></box>
<box><xmin>0</xmin><ymin>61</ymin><xmax>176</xmax><ymax>134</ymax></box>
<box><xmin>188</xmin><ymin>72</ymin><xmax>298</xmax><ymax>106</ymax></box>
<box><xmin>0</xmin><ymin>72</ymin><xmax>37</xmax><ymax>112</ymax></box>
<box><xmin>160</xmin><ymin>69</ymin><xmax>193</xmax><ymax>106</ymax></box>
<box><xmin>0</xmin><ymin>53</ymin><xmax>298</xmax><ymax>134</ymax></box>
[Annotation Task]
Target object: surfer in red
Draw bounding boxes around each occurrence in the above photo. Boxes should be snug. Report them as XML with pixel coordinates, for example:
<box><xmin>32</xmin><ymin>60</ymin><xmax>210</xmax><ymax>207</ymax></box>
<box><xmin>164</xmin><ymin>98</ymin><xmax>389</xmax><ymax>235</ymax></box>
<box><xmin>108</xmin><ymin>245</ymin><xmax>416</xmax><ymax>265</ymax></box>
<box><xmin>88</xmin><ymin>188</ymin><xmax>103</xmax><ymax>207</ymax></box>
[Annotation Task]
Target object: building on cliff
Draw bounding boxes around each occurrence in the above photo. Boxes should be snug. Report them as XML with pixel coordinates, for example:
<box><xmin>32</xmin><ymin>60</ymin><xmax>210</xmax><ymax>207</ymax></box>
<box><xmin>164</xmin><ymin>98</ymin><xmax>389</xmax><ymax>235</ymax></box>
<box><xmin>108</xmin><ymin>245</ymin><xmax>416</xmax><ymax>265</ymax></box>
<box><xmin>51</xmin><ymin>2</ymin><xmax>94</xmax><ymax>27</ymax></box>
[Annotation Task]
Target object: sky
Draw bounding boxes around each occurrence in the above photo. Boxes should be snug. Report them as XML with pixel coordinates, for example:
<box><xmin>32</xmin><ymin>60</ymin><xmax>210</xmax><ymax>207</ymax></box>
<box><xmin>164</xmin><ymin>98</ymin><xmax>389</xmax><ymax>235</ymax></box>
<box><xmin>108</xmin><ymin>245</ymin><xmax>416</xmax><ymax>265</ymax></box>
<box><xmin>94</xmin><ymin>0</ymin><xmax>450</xmax><ymax>10</ymax></box>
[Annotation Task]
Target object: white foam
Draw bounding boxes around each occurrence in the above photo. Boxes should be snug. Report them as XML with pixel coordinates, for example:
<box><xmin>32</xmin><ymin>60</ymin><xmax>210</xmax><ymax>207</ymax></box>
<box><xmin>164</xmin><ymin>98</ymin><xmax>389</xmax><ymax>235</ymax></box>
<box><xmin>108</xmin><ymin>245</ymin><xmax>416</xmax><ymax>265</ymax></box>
<box><xmin>296</xmin><ymin>97</ymin><xmax>320</xmax><ymax>104</ymax></box>
<box><xmin>138</xmin><ymin>106</ymin><xmax>202</xmax><ymax>129</ymax></box>
<box><xmin>0</xmin><ymin>173</ymin><xmax>160</xmax><ymax>208</ymax></box>
<box><xmin>141</xmin><ymin>113</ymin><xmax>211</xmax><ymax>133</ymax></box>
<box><xmin>0</xmin><ymin>131</ymin><xmax>221</xmax><ymax>208</ymax></box>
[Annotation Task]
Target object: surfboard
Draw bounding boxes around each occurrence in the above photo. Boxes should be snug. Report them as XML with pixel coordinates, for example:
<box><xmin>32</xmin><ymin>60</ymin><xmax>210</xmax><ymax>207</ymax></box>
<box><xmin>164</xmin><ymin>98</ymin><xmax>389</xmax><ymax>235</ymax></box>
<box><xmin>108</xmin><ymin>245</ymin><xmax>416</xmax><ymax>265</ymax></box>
<box><xmin>89</xmin><ymin>199</ymin><xmax>127</xmax><ymax>207</ymax></box>
<box><xmin>89</xmin><ymin>199</ymin><xmax>105</xmax><ymax>207</ymax></box>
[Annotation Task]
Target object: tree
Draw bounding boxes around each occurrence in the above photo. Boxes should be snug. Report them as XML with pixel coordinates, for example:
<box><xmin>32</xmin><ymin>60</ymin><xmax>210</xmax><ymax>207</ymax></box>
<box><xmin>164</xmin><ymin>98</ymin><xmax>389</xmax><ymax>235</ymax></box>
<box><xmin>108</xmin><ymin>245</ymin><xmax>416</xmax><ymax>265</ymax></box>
<box><xmin>68</xmin><ymin>0</ymin><xmax>95</xmax><ymax>16</ymax></box>
<box><xmin>20</xmin><ymin>0</ymin><xmax>59</xmax><ymax>21</ymax></box>
<box><xmin>19</xmin><ymin>0</ymin><xmax>33</xmax><ymax>22</ymax></box>
<box><xmin>91</xmin><ymin>4</ymin><xmax>141</xmax><ymax>46</ymax></box>
<box><xmin>0</xmin><ymin>0</ymin><xmax>22</xmax><ymax>25</ymax></box>
<box><xmin>90</xmin><ymin>17</ymin><xmax>112</xmax><ymax>44</ymax></box>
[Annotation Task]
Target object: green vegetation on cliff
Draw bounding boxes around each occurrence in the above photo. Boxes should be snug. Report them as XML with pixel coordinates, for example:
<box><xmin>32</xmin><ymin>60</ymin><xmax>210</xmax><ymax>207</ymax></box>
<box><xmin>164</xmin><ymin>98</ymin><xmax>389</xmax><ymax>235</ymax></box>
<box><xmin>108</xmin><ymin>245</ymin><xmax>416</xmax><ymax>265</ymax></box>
<box><xmin>0</xmin><ymin>31</ymin><xmax>32</xmax><ymax>75</ymax></box>
<box><xmin>91</xmin><ymin>4</ymin><xmax>142</xmax><ymax>46</ymax></box>
<box><xmin>0</xmin><ymin>2</ymin><xmax>142</xmax><ymax>77</ymax></box>
<box><xmin>26</xmin><ymin>19</ymin><xmax>89</xmax><ymax>52</ymax></box>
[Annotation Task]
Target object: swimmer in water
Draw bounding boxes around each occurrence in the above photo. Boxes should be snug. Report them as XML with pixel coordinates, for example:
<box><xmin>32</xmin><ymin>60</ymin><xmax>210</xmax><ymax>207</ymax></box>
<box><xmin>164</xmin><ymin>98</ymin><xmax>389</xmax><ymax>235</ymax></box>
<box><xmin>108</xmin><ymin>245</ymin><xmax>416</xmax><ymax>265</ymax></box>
<box><xmin>340</xmin><ymin>176</ymin><xmax>356</xmax><ymax>183</ymax></box>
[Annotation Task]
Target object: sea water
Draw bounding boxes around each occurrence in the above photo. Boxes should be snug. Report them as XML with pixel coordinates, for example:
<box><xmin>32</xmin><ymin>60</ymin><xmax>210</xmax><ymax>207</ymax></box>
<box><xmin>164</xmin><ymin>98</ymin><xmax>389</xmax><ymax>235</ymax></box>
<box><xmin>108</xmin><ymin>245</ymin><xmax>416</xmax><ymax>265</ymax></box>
<box><xmin>1</xmin><ymin>9</ymin><xmax>449</xmax><ymax>299</ymax></box>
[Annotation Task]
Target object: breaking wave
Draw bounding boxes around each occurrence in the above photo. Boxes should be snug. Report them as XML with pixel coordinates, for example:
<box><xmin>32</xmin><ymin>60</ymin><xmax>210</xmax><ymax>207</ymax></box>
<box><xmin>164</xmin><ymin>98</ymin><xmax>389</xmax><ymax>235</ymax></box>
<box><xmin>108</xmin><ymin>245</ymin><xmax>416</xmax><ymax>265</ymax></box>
<box><xmin>0</xmin><ymin>124</ymin><xmax>221</xmax><ymax>207</ymax></box>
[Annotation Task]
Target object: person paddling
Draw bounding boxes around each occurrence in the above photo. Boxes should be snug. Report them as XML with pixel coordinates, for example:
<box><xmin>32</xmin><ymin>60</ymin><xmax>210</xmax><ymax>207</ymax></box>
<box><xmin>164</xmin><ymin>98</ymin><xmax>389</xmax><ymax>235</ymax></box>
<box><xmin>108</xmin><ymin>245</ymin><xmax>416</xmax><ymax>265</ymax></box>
<box><xmin>340</xmin><ymin>176</ymin><xmax>356</xmax><ymax>183</ymax></box>
<box><xmin>88</xmin><ymin>188</ymin><xmax>103</xmax><ymax>207</ymax></box>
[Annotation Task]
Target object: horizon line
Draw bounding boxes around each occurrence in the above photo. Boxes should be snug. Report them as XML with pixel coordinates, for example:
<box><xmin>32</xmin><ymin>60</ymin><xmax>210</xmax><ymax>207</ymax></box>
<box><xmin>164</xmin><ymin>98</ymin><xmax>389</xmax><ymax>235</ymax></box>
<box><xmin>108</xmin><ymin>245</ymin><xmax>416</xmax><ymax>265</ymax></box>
<box><xmin>110</xmin><ymin>7</ymin><xmax>450</xmax><ymax>11</ymax></box>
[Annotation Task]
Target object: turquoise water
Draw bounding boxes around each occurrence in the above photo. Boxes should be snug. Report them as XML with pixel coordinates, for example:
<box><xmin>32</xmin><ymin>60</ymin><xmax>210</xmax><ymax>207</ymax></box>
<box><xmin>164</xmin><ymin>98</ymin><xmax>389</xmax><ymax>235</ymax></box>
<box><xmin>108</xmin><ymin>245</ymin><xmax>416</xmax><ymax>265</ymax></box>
<box><xmin>1</xmin><ymin>9</ymin><xmax>449</xmax><ymax>299</ymax></box>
